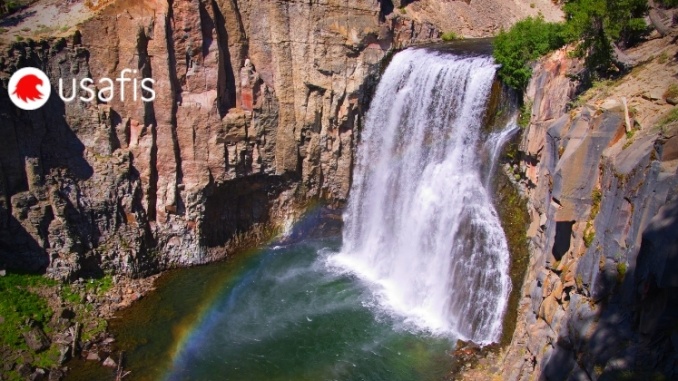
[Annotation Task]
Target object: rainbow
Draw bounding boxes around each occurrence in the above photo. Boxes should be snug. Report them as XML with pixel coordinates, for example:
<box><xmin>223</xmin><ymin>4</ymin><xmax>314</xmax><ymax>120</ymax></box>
<box><xmin>158</xmin><ymin>201</ymin><xmax>332</xmax><ymax>379</ymax></box>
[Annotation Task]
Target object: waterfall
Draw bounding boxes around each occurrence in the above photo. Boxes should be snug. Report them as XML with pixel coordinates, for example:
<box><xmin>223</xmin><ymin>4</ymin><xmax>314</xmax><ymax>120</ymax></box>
<box><xmin>331</xmin><ymin>48</ymin><xmax>512</xmax><ymax>344</ymax></box>
<box><xmin>484</xmin><ymin>118</ymin><xmax>519</xmax><ymax>188</ymax></box>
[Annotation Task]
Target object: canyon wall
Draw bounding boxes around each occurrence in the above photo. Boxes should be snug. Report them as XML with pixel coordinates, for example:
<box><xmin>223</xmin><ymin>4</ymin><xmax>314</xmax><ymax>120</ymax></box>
<box><xmin>0</xmin><ymin>0</ymin><xmax>444</xmax><ymax>279</ymax></box>
<box><xmin>496</xmin><ymin>34</ymin><xmax>678</xmax><ymax>380</ymax></box>
<box><xmin>0</xmin><ymin>0</ymin><xmax>564</xmax><ymax>280</ymax></box>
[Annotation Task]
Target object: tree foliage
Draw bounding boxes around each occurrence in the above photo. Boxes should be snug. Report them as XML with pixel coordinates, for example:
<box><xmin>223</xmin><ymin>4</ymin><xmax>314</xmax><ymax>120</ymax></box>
<box><xmin>493</xmin><ymin>16</ymin><xmax>566</xmax><ymax>90</ymax></box>
<box><xmin>494</xmin><ymin>0</ymin><xmax>651</xmax><ymax>91</ymax></box>
<box><xmin>0</xmin><ymin>1</ymin><xmax>30</xmax><ymax>17</ymax></box>
<box><xmin>562</xmin><ymin>0</ymin><xmax>648</xmax><ymax>73</ymax></box>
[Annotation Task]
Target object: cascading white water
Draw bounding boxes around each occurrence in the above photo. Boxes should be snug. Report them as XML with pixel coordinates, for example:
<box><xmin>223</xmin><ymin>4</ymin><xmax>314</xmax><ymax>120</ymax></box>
<box><xmin>331</xmin><ymin>48</ymin><xmax>512</xmax><ymax>344</ymax></box>
<box><xmin>484</xmin><ymin>118</ymin><xmax>519</xmax><ymax>188</ymax></box>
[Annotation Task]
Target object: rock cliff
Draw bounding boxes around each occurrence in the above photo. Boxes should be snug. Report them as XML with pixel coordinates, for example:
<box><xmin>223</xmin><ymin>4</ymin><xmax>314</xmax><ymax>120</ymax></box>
<box><xmin>0</xmin><ymin>0</ymin><xmax>438</xmax><ymax>279</ymax></box>
<box><xmin>0</xmin><ymin>0</ymin><xmax>564</xmax><ymax>281</ymax></box>
<box><xmin>494</xmin><ymin>33</ymin><xmax>678</xmax><ymax>380</ymax></box>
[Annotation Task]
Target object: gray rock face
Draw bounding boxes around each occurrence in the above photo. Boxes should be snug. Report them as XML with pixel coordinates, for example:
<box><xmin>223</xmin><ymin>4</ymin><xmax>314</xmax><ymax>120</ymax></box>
<box><xmin>498</xmin><ymin>37</ymin><xmax>678</xmax><ymax>380</ymax></box>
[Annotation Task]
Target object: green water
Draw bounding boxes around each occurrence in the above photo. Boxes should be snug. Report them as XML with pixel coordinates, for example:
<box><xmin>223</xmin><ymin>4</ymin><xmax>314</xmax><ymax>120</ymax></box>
<box><xmin>69</xmin><ymin>238</ymin><xmax>455</xmax><ymax>381</ymax></box>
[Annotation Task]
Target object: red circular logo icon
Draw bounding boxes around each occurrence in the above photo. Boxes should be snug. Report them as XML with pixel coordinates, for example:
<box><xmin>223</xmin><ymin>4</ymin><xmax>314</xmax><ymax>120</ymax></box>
<box><xmin>8</xmin><ymin>67</ymin><xmax>51</xmax><ymax>110</ymax></box>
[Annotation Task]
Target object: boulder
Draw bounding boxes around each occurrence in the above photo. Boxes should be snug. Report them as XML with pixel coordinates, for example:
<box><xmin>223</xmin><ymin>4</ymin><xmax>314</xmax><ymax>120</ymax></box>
<box><xmin>17</xmin><ymin>363</ymin><xmax>32</xmax><ymax>378</ymax></box>
<box><xmin>29</xmin><ymin>368</ymin><xmax>46</xmax><ymax>381</ymax></box>
<box><xmin>58</xmin><ymin>345</ymin><xmax>70</xmax><ymax>365</ymax></box>
<box><xmin>102</xmin><ymin>356</ymin><xmax>117</xmax><ymax>368</ymax></box>
<box><xmin>539</xmin><ymin>295</ymin><xmax>560</xmax><ymax>326</ymax></box>
<box><xmin>23</xmin><ymin>326</ymin><xmax>50</xmax><ymax>353</ymax></box>
<box><xmin>85</xmin><ymin>351</ymin><xmax>101</xmax><ymax>362</ymax></box>
<box><xmin>662</xmin><ymin>135</ymin><xmax>678</xmax><ymax>162</ymax></box>
<box><xmin>47</xmin><ymin>369</ymin><xmax>64</xmax><ymax>381</ymax></box>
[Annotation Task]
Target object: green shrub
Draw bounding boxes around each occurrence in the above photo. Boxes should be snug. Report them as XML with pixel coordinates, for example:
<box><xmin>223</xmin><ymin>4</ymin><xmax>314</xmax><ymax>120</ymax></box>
<box><xmin>84</xmin><ymin>275</ymin><xmax>113</xmax><ymax>295</ymax></box>
<box><xmin>659</xmin><ymin>107</ymin><xmax>678</xmax><ymax>127</ymax></box>
<box><xmin>493</xmin><ymin>16</ymin><xmax>566</xmax><ymax>90</ymax></box>
<box><xmin>658</xmin><ymin>52</ymin><xmax>670</xmax><ymax>64</ymax></box>
<box><xmin>62</xmin><ymin>285</ymin><xmax>82</xmax><ymax>304</ymax></box>
<box><xmin>584</xmin><ymin>229</ymin><xmax>595</xmax><ymax>247</ymax></box>
<box><xmin>441</xmin><ymin>31</ymin><xmax>459</xmax><ymax>41</ymax></box>
<box><xmin>664</xmin><ymin>84</ymin><xmax>678</xmax><ymax>100</ymax></box>
<box><xmin>591</xmin><ymin>189</ymin><xmax>602</xmax><ymax>219</ymax></box>
<box><xmin>518</xmin><ymin>100</ymin><xmax>533</xmax><ymax>128</ymax></box>
<box><xmin>33</xmin><ymin>345</ymin><xmax>60</xmax><ymax>368</ymax></box>
<box><xmin>495</xmin><ymin>1</ymin><xmax>650</xmax><ymax>91</ymax></box>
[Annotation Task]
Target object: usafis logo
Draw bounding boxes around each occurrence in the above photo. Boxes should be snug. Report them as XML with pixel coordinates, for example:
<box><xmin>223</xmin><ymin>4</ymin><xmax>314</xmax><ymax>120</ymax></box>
<box><xmin>8</xmin><ymin>67</ymin><xmax>156</xmax><ymax>111</ymax></box>
<box><xmin>8</xmin><ymin>67</ymin><xmax>51</xmax><ymax>110</ymax></box>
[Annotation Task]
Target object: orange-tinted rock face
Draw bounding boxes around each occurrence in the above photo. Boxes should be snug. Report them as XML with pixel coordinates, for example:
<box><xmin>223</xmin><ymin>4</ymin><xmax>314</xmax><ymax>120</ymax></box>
<box><xmin>0</xmin><ymin>0</ymin><xmax>441</xmax><ymax>278</ymax></box>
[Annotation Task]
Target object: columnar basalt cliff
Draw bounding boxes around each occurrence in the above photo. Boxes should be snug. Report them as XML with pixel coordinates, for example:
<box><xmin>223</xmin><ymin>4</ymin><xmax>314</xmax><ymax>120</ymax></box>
<box><xmin>493</xmin><ymin>34</ymin><xmax>678</xmax><ymax>380</ymax></box>
<box><xmin>0</xmin><ymin>0</ymin><xmax>564</xmax><ymax>281</ymax></box>
<box><xmin>0</xmin><ymin>0</ymin><xmax>443</xmax><ymax>279</ymax></box>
